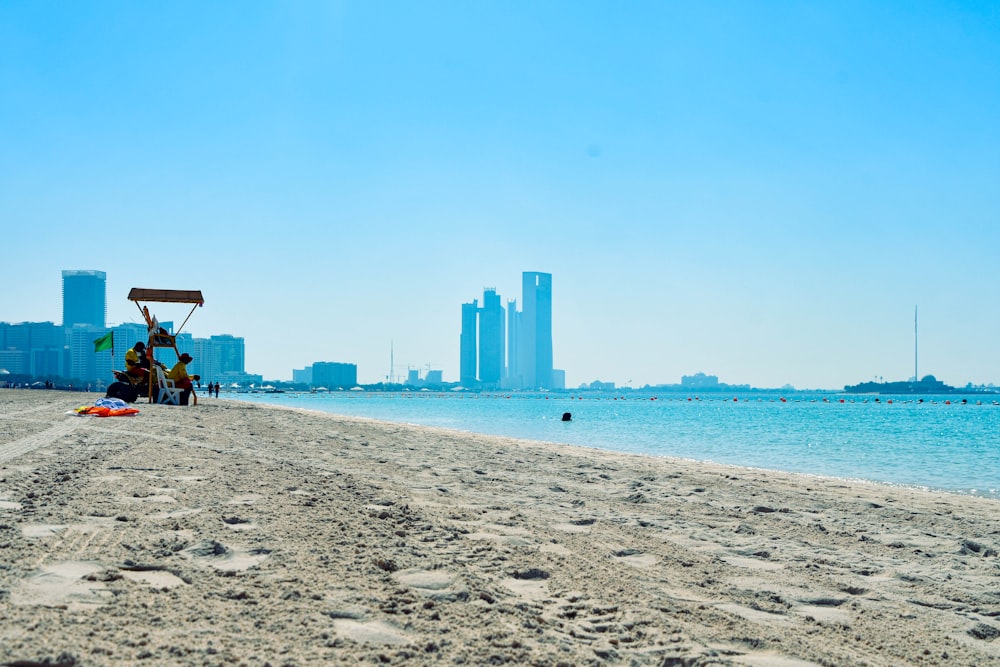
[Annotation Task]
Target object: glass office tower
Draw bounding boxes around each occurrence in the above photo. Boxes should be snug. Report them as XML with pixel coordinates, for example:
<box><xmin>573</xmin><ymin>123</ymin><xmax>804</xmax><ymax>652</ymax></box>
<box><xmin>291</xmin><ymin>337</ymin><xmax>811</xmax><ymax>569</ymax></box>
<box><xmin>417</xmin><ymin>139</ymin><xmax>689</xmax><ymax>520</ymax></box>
<box><xmin>62</xmin><ymin>270</ymin><xmax>107</xmax><ymax>328</ymax></box>
<box><xmin>459</xmin><ymin>300</ymin><xmax>478</xmax><ymax>386</ymax></box>
<box><xmin>520</xmin><ymin>271</ymin><xmax>553</xmax><ymax>390</ymax></box>
<box><xmin>478</xmin><ymin>288</ymin><xmax>505</xmax><ymax>386</ymax></box>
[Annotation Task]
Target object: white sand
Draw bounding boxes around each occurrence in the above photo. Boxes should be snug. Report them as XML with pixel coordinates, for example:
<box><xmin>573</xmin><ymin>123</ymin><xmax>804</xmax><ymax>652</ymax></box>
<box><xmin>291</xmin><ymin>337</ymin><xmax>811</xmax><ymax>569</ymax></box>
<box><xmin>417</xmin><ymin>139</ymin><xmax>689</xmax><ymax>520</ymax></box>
<box><xmin>1</xmin><ymin>389</ymin><xmax>998</xmax><ymax>666</ymax></box>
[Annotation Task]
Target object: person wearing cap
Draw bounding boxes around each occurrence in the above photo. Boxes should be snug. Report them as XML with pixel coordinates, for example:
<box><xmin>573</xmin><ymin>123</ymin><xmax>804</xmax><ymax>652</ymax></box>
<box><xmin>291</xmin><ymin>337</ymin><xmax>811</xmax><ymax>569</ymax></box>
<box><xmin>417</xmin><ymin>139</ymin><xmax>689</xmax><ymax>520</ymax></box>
<box><xmin>125</xmin><ymin>341</ymin><xmax>150</xmax><ymax>379</ymax></box>
<box><xmin>167</xmin><ymin>352</ymin><xmax>201</xmax><ymax>404</ymax></box>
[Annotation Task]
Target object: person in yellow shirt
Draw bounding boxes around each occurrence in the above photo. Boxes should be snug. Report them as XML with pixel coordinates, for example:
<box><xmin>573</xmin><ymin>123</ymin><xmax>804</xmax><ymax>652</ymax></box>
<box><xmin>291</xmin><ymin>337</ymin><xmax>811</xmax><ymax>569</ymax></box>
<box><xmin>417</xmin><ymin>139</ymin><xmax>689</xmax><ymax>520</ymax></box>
<box><xmin>167</xmin><ymin>352</ymin><xmax>201</xmax><ymax>405</ymax></box>
<box><xmin>125</xmin><ymin>341</ymin><xmax>149</xmax><ymax>380</ymax></box>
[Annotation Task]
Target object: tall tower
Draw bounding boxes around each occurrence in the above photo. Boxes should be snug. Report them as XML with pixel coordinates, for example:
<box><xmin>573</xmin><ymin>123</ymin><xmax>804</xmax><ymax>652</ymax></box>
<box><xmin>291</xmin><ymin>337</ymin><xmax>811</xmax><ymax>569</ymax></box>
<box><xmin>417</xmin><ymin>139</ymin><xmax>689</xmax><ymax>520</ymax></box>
<box><xmin>459</xmin><ymin>300</ymin><xmax>478</xmax><ymax>386</ymax></box>
<box><xmin>506</xmin><ymin>298</ymin><xmax>520</xmax><ymax>386</ymax></box>
<box><xmin>62</xmin><ymin>270</ymin><xmax>107</xmax><ymax>328</ymax></box>
<box><xmin>520</xmin><ymin>271</ymin><xmax>553</xmax><ymax>390</ymax></box>
<box><xmin>478</xmin><ymin>288</ymin><xmax>505</xmax><ymax>386</ymax></box>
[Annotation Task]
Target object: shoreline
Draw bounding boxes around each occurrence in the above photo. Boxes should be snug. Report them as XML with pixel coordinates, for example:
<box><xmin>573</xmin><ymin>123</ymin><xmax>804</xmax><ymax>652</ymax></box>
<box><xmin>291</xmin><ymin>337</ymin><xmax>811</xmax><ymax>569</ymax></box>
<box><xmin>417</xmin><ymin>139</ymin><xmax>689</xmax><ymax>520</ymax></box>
<box><xmin>2</xmin><ymin>389</ymin><xmax>999</xmax><ymax>665</ymax></box>
<box><xmin>235</xmin><ymin>391</ymin><xmax>1000</xmax><ymax>501</ymax></box>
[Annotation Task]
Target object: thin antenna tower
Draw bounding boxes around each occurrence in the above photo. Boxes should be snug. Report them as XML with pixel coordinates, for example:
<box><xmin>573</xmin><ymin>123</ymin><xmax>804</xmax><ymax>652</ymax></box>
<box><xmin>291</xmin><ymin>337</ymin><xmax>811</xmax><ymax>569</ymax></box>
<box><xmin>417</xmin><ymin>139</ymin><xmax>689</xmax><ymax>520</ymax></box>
<box><xmin>914</xmin><ymin>305</ymin><xmax>918</xmax><ymax>382</ymax></box>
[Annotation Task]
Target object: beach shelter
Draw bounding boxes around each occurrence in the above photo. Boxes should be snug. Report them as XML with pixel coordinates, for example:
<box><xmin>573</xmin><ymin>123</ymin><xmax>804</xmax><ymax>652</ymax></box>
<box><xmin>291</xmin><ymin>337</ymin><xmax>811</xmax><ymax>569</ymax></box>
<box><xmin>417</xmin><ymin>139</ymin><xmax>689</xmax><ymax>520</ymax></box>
<box><xmin>127</xmin><ymin>288</ymin><xmax>205</xmax><ymax>403</ymax></box>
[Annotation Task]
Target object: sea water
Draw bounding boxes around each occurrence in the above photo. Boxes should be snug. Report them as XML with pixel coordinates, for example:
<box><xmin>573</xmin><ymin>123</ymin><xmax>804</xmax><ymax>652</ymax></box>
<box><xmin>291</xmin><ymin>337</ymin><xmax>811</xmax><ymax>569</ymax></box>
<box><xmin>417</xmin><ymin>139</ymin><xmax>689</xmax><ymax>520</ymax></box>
<box><xmin>233</xmin><ymin>391</ymin><xmax>1000</xmax><ymax>499</ymax></box>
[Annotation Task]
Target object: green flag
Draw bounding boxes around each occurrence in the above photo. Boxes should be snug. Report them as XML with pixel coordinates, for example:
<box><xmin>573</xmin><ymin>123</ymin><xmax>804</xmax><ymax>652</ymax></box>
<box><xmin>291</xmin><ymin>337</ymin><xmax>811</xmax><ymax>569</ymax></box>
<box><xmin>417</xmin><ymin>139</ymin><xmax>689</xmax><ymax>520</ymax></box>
<box><xmin>93</xmin><ymin>331</ymin><xmax>113</xmax><ymax>353</ymax></box>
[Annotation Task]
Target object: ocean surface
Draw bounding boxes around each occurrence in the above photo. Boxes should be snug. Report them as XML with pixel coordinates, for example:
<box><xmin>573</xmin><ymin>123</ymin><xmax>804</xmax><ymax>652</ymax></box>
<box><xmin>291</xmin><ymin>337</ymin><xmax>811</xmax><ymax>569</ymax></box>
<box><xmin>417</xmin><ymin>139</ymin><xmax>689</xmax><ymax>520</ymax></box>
<box><xmin>232</xmin><ymin>391</ymin><xmax>1000</xmax><ymax>499</ymax></box>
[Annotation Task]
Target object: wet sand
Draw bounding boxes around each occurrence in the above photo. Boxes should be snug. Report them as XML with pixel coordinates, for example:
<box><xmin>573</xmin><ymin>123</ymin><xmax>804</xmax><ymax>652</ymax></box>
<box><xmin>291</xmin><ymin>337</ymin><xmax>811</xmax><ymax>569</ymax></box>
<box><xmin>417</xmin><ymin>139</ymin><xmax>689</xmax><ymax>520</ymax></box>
<box><xmin>1</xmin><ymin>389</ymin><xmax>998</xmax><ymax>666</ymax></box>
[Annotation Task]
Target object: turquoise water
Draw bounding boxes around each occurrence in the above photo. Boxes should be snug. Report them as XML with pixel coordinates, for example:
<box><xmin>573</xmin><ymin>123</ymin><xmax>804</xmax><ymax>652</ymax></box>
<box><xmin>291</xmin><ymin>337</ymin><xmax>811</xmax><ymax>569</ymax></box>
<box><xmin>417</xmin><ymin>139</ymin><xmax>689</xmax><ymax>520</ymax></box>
<box><xmin>233</xmin><ymin>391</ymin><xmax>1000</xmax><ymax>498</ymax></box>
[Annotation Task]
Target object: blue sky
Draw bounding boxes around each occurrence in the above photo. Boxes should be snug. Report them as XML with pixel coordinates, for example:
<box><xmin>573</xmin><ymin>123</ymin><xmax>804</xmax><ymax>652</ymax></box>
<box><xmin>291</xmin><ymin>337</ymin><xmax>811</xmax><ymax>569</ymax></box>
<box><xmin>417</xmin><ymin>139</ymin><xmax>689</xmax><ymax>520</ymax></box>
<box><xmin>2</xmin><ymin>1</ymin><xmax>998</xmax><ymax>388</ymax></box>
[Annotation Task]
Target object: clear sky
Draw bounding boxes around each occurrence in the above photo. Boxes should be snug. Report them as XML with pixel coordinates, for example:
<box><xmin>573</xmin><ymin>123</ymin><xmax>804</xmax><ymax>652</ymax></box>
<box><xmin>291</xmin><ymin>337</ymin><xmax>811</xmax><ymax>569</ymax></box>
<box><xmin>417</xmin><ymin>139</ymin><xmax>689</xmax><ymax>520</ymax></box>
<box><xmin>2</xmin><ymin>1</ymin><xmax>998</xmax><ymax>389</ymax></box>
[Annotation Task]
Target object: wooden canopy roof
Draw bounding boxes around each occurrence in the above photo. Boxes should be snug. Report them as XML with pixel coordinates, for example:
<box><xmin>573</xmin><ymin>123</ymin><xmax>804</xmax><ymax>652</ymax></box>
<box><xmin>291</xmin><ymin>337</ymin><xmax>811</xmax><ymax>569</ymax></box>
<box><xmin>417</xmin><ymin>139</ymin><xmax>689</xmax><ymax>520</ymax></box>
<box><xmin>128</xmin><ymin>288</ymin><xmax>205</xmax><ymax>305</ymax></box>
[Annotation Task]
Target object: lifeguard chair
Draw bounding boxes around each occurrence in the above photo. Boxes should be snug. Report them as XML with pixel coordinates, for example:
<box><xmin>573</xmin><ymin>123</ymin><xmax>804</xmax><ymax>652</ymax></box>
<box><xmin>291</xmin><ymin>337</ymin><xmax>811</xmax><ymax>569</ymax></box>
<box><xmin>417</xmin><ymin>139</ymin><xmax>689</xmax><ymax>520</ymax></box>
<box><xmin>128</xmin><ymin>288</ymin><xmax>205</xmax><ymax>403</ymax></box>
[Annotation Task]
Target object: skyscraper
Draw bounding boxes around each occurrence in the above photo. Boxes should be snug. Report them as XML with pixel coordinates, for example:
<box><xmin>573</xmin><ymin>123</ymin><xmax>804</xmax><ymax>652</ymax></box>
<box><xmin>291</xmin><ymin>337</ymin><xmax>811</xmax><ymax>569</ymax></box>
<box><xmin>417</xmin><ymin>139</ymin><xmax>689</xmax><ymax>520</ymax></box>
<box><xmin>520</xmin><ymin>271</ymin><xmax>553</xmax><ymax>390</ymax></box>
<box><xmin>62</xmin><ymin>270</ymin><xmax>106</xmax><ymax>328</ymax></box>
<box><xmin>459</xmin><ymin>273</ymin><xmax>554</xmax><ymax>389</ymax></box>
<box><xmin>459</xmin><ymin>299</ymin><xmax>478</xmax><ymax>386</ymax></box>
<box><xmin>506</xmin><ymin>298</ymin><xmax>520</xmax><ymax>386</ymax></box>
<box><xmin>478</xmin><ymin>288</ymin><xmax>505</xmax><ymax>387</ymax></box>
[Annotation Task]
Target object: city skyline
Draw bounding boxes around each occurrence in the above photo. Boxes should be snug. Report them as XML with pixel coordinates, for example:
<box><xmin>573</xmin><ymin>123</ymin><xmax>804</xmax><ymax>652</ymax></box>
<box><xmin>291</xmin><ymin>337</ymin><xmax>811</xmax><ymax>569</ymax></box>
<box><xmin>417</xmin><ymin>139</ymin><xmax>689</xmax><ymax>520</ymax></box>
<box><xmin>0</xmin><ymin>269</ymin><xmax>256</xmax><ymax>387</ymax></box>
<box><xmin>7</xmin><ymin>266</ymin><xmax>993</xmax><ymax>391</ymax></box>
<box><xmin>461</xmin><ymin>272</ymin><xmax>557</xmax><ymax>390</ymax></box>
<box><xmin>1</xmin><ymin>3</ymin><xmax>998</xmax><ymax>388</ymax></box>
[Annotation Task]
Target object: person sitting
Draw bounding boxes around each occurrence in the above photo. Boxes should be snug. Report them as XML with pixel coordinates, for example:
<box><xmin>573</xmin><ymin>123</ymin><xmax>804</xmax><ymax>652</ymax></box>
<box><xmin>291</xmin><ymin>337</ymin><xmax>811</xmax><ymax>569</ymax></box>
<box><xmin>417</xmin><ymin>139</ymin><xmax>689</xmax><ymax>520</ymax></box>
<box><xmin>125</xmin><ymin>341</ymin><xmax>150</xmax><ymax>380</ymax></box>
<box><xmin>167</xmin><ymin>352</ymin><xmax>201</xmax><ymax>405</ymax></box>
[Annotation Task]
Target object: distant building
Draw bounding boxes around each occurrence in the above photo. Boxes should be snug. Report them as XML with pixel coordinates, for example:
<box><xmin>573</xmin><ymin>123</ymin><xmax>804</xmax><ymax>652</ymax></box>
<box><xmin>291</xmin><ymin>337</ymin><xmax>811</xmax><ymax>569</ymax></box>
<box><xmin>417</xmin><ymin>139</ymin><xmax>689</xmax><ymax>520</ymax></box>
<box><xmin>0</xmin><ymin>321</ymin><xmax>64</xmax><ymax>377</ymax></box>
<box><xmin>478</xmin><ymin>288</ymin><xmax>505</xmax><ymax>387</ymax></box>
<box><xmin>461</xmin><ymin>273</ymin><xmax>556</xmax><ymax>390</ymax></box>
<box><xmin>459</xmin><ymin>300</ymin><xmax>478</xmax><ymax>386</ymax></box>
<box><xmin>586</xmin><ymin>380</ymin><xmax>616</xmax><ymax>391</ymax></box>
<box><xmin>424</xmin><ymin>369</ymin><xmax>443</xmax><ymax>385</ymax></box>
<box><xmin>551</xmin><ymin>369</ymin><xmax>566</xmax><ymax>390</ymax></box>
<box><xmin>312</xmin><ymin>361</ymin><xmax>358</xmax><ymax>389</ymax></box>
<box><xmin>193</xmin><ymin>334</ymin><xmax>245</xmax><ymax>383</ymax></box>
<box><xmin>505</xmin><ymin>299</ymin><xmax>520</xmax><ymax>386</ymax></box>
<box><xmin>174</xmin><ymin>332</ymin><xmax>194</xmax><ymax>357</ymax></box>
<box><xmin>681</xmin><ymin>373</ymin><xmax>720</xmax><ymax>389</ymax></box>
<box><xmin>62</xmin><ymin>270</ymin><xmax>106</xmax><ymax>328</ymax></box>
<box><xmin>66</xmin><ymin>325</ymin><xmax>108</xmax><ymax>385</ymax></box>
<box><xmin>0</xmin><ymin>348</ymin><xmax>29</xmax><ymax>375</ymax></box>
<box><xmin>3</xmin><ymin>322</ymin><xmax>30</xmax><ymax>352</ymax></box>
<box><xmin>219</xmin><ymin>372</ymin><xmax>263</xmax><ymax>387</ymax></box>
<box><xmin>293</xmin><ymin>367</ymin><xmax>313</xmax><ymax>385</ymax></box>
<box><xmin>519</xmin><ymin>271</ymin><xmax>553</xmax><ymax>390</ymax></box>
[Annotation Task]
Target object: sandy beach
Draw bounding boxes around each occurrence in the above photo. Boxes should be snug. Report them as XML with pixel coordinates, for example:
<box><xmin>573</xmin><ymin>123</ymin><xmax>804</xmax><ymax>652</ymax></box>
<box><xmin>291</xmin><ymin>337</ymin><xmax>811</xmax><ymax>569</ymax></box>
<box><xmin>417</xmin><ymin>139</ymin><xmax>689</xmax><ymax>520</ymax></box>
<box><xmin>1</xmin><ymin>390</ymin><xmax>998</xmax><ymax>666</ymax></box>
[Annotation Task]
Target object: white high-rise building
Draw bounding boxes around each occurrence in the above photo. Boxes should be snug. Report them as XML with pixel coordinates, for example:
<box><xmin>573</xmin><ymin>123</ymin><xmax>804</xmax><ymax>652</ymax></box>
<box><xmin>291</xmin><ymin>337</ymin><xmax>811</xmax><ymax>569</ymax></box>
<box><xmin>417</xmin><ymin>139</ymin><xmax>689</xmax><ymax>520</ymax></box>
<box><xmin>519</xmin><ymin>271</ymin><xmax>553</xmax><ymax>390</ymax></box>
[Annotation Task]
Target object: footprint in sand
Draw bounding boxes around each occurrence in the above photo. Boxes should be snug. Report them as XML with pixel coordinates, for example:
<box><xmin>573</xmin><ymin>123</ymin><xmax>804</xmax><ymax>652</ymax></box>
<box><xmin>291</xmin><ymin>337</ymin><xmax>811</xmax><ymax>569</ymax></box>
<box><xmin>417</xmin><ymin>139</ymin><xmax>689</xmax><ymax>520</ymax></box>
<box><xmin>394</xmin><ymin>567</ymin><xmax>467</xmax><ymax>601</ymax></box>
<box><xmin>465</xmin><ymin>523</ymin><xmax>534</xmax><ymax>546</ymax></box>
<box><xmin>540</xmin><ymin>542</ymin><xmax>572</xmax><ymax>556</ymax></box>
<box><xmin>612</xmin><ymin>548</ymin><xmax>659</xmax><ymax>568</ymax></box>
<box><xmin>723</xmin><ymin>548</ymin><xmax>785</xmax><ymax>570</ymax></box>
<box><xmin>126</xmin><ymin>493</ymin><xmax>177</xmax><ymax>504</ymax></box>
<box><xmin>716</xmin><ymin>602</ymin><xmax>795</xmax><ymax>626</ymax></box>
<box><xmin>331</xmin><ymin>618</ymin><xmax>411</xmax><ymax>646</ymax></box>
<box><xmin>793</xmin><ymin>597</ymin><xmax>852</xmax><ymax>626</ymax></box>
<box><xmin>729</xmin><ymin>652</ymin><xmax>826</xmax><ymax>667</ymax></box>
<box><xmin>181</xmin><ymin>539</ymin><xmax>271</xmax><ymax>572</ymax></box>
<box><xmin>21</xmin><ymin>524</ymin><xmax>68</xmax><ymax>538</ymax></box>
<box><xmin>222</xmin><ymin>516</ymin><xmax>258</xmax><ymax>531</ymax></box>
<box><xmin>147</xmin><ymin>507</ymin><xmax>203</xmax><ymax>520</ymax></box>
<box><xmin>227</xmin><ymin>495</ymin><xmax>260</xmax><ymax>506</ymax></box>
<box><xmin>119</xmin><ymin>564</ymin><xmax>189</xmax><ymax>589</ymax></box>
<box><xmin>9</xmin><ymin>561</ymin><xmax>113</xmax><ymax>610</ymax></box>
<box><xmin>21</xmin><ymin>520</ymin><xmax>115</xmax><ymax>540</ymax></box>
<box><xmin>552</xmin><ymin>517</ymin><xmax>595</xmax><ymax>533</ymax></box>
<box><xmin>502</xmin><ymin>567</ymin><xmax>550</xmax><ymax>600</ymax></box>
